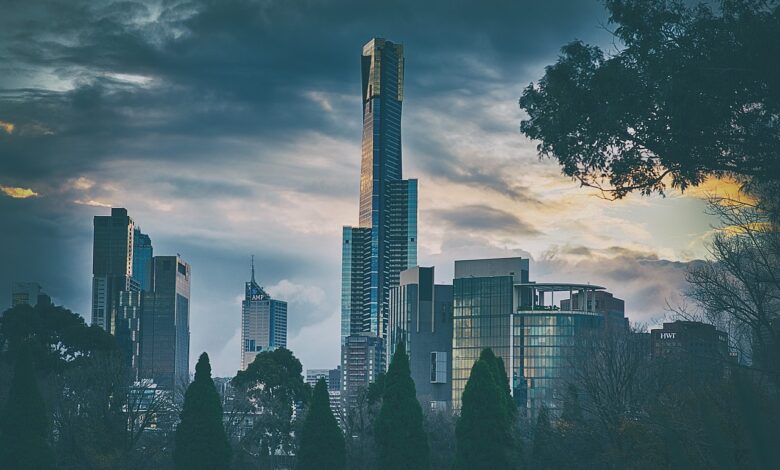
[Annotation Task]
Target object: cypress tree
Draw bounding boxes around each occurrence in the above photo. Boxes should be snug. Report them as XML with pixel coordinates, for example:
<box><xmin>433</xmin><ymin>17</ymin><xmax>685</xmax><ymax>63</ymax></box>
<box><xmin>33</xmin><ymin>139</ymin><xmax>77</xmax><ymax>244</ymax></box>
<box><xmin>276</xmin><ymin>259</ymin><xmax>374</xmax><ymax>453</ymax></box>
<box><xmin>532</xmin><ymin>406</ymin><xmax>558</xmax><ymax>470</ymax></box>
<box><xmin>0</xmin><ymin>344</ymin><xmax>54</xmax><ymax>469</ymax></box>
<box><xmin>374</xmin><ymin>342</ymin><xmax>429</xmax><ymax>470</ymax></box>
<box><xmin>455</xmin><ymin>357</ymin><xmax>513</xmax><ymax>470</ymax></box>
<box><xmin>297</xmin><ymin>378</ymin><xmax>346</xmax><ymax>470</ymax></box>
<box><xmin>174</xmin><ymin>352</ymin><xmax>231</xmax><ymax>470</ymax></box>
<box><xmin>479</xmin><ymin>348</ymin><xmax>515</xmax><ymax>416</ymax></box>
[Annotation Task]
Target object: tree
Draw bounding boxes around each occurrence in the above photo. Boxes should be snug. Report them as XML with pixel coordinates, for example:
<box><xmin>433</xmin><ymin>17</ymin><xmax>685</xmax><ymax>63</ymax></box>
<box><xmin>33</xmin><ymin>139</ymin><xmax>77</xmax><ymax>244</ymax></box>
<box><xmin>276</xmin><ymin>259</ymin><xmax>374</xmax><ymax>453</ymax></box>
<box><xmin>374</xmin><ymin>343</ymin><xmax>429</xmax><ymax>470</ymax></box>
<box><xmin>532</xmin><ymin>406</ymin><xmax>558</xmax><ymax>470</ymax></box>
<box><xmin>174</xmin><ymin>352</ymin><xmax>231</xmax><ymax>470</ymax></box>
<box><xmin>0</xmin><ymin>344</ymin><xmax>55</xmax><ymax>469</ymax></box>
<box><xmin>478</xmin><ymin>348</ymin><xmax>515</xmax><ymax>416</ymax></box>
<box><xmin>455</xmin><ymin>356</ymin><xmax>514</xmax><ymax>469</ymax></box>
<box><xmin>231</xmin><ymin>347</ymin><xmax>309</xmax><ymax>465</ymax></box>
<box><xmin>520</xmin><ymin>0</ymin><xmax>780</xmax><ymax>199</ymax></box>
<box><xmin>297</xmin><ymin>378</ymin><xmax>345</xmax><ymax>470</ymax></box>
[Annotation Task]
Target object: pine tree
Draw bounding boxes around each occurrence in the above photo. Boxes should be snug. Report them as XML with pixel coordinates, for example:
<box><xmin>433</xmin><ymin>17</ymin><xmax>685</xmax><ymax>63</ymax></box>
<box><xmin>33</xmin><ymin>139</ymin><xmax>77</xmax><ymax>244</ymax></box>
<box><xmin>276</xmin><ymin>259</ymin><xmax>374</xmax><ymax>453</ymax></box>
<box><xmin>455</xmin><ymin>357</ymin><xmax>513</xmax><ymax>469</ymax></box>
<box><xmin>374</xmin><ymin>342</ymin><xmax>429</xmax><ymax>470</ymax></box>
<box><xmin>0</xmin><ymin>344</ymin><xmax>54</xmax><ymax>469</ymax></box>
<box><xmin>297</xmin><ymin>378</ymin><xmax>345</xmax><ymax>470</ymax></box>
<box><xmin>174</xmin><ymin>352</ymin><xmax>231</xmax><ymax>470</ymax></box>
<box><xmin>479</xmin><ymin>348</ymin><xmax>515</xmax><ymax>416</ymax></box>
<box><xmin>532</xmin><ymin>405</ymin><xmax>559</xmax><ymax>470</ymax></box>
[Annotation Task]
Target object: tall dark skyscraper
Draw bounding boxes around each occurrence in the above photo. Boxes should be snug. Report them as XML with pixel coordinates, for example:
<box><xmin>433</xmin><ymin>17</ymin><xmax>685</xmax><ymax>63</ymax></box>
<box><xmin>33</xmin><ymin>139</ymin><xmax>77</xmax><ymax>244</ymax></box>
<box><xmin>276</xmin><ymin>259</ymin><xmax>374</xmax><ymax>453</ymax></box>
<box><xmin>92</xmin><ymin>207</ymin><xmax>142</xmax><ymax>377</ymax></box>
<box><xmin>341</xmin><ymin>38</ymin><xmax>418</xmax><ymax>406</ymax></box>
<box><xmin>140</xmin><ymin>255</ymin><xmax>191</xmax><ymax>391</ymax></box>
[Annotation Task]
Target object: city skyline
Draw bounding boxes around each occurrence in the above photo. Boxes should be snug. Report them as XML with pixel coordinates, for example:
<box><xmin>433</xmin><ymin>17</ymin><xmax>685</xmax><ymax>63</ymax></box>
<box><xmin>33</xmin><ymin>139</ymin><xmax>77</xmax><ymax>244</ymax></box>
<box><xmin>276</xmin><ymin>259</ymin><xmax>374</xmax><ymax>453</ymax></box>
<box><xmin>0</xmin><ymin>0</ymin><xmax>739</xmax><ymax>378</ymax></box>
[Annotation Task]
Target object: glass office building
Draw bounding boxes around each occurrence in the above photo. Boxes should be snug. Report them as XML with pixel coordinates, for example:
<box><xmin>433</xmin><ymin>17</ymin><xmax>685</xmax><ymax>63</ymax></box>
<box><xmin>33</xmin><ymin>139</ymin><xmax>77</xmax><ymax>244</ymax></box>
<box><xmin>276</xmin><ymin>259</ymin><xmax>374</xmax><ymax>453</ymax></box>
<box><xmin>140</xmin><ymin>255</ymin><xmax>191</xmax><ymax>392</ymax></box>
<box><xmin>341</xmin><ymin>38</ymin><xmax>418</xmax><ymax>407</ymax></box>
<box><xmin>451</xmin><ymin>258</ymin><xmax>626</xmax><ymax>416</ymax></box>
<box><xmin>132</xmin><ymin>228</ymin><xmax>153</xmax><ymax>292</ymax></box>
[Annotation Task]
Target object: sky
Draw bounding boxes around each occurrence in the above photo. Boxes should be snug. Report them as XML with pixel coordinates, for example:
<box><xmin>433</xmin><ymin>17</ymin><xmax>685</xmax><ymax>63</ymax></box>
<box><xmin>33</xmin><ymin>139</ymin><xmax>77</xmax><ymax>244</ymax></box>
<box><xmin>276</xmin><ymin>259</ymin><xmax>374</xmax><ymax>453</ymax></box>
<box><xmin>0</xmin><ymin>0</ymin><xmax>734</xmax><ymax>377</ymax></box>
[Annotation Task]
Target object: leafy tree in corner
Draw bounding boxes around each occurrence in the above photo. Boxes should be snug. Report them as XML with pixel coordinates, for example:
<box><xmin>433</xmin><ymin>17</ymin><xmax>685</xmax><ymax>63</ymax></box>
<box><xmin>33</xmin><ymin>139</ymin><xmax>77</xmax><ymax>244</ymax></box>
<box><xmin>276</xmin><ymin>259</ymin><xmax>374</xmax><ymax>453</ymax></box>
<box><xmin>174</xmin><ymin>352</ymin><xmax>231</xmax><ymax>470</ymax></box>
<box><xmin>374</xmin><ymin>342</ymin><xmax>430</xmax><ymax>470</ymax></box>
<box><xmin>455</xmin><ymin>355</ymin><xmax>514</xmax><ymax>469</ymax></box>
<box><xmin>0</xmin><ymin>343</ymin><xmax>55</xmax><ymax>470</ymax></box>
<box><xmin>297</xmin><ymin>378</ymin><xmax>345</xmax><ymax>470</ymax></box>
<box><xmin>520</xmin><ymin>0</ymin><xmax>780</xmax><ymax>199</ymax></box>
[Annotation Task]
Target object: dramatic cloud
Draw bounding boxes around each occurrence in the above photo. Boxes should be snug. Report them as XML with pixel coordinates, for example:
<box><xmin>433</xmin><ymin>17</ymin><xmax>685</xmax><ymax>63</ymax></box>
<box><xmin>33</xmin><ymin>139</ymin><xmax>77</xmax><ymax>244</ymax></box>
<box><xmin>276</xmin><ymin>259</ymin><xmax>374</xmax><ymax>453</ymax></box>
<box><xmin>0</xmin><ymin>0</ymin><xmax>719</xmax><ymax>376</ymax></box>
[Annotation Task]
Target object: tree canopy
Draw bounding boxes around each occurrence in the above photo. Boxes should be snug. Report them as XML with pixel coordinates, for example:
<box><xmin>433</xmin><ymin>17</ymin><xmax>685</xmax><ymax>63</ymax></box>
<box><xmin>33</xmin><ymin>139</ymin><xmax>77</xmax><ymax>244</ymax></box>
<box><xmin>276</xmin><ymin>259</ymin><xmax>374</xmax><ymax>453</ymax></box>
<box><xmin>520</xmin><ymin>0</ymin><xmax>780</xmax><ymax>198</ymax></box>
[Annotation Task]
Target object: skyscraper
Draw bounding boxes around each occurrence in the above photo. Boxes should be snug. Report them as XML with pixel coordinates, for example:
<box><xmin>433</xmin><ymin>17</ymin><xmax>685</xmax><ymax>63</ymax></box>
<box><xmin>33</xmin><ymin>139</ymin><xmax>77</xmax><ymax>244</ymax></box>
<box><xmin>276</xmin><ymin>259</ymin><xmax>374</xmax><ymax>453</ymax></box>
<box><xmin>92</xmin><ymin>207</ymin><xmax>142</xmax><ymax>377</ymax></box>
<box><xmin>341</xmin><ymin>38</ymin><xmax>417</xmax><ymax>407</ymax></box>
<box><xmin>140</xmin><ymin>255</ymin><xmax>191</xmax><ymax>391</ymax></box>
<box><xmin>133</xmin><ymin>228</ymin><xmax>153</xmax><ymax>292</ymax></box>
<box><xmin>240</xmin><ymin>258</ymin><xmax>288</xmax><ymax>370</ymax></box>
<box><xmin>92</xmin><ymin>207</ymin><xmax>138</xmax><ymax>332</ymax></box>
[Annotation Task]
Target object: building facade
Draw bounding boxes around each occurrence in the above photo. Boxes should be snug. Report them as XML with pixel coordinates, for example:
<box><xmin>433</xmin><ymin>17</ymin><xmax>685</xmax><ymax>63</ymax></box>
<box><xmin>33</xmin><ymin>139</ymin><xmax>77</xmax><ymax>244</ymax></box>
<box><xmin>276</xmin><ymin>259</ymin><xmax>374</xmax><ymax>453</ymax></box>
<box><xmin>388</xmin><ymin>266</ymin><xmax>453</xmax><ymax>411</ymax></box>
<box><xmin>340</xmin><ymin>38</ymin><xmax>418</xmax><ymax>407</ymax></box>
<box><xmin>651</xmin><ymin>321</ymin><xmax>729</xmax><ymax>378</ymax></box>
<box><xmin>341</xmin><ymin>333</ymin><xmax>386</xmax><ymax>410</ymax></box>
<box><xmin>11</xmin><ymin>282</ymin><xmax>44</xmax><ymax>308</ymax></box>
<box><xmin>132</xmin><ymin>228</ymin><xmax>153</xmax><ymax>292</ymax></box>
<box><xmin>240</xmin><ymin>261</ymin><xmax>287</xmax><ymax>370</ymax></box>
<box><xmin>451</xmin><ymin>257</ymin><xmax>627</xmax><ymax>416</ymax></box>
<box><xmin>140</xmin><ymin>255</ymin><xmax>191</xmax><ymax>392</ymax></box>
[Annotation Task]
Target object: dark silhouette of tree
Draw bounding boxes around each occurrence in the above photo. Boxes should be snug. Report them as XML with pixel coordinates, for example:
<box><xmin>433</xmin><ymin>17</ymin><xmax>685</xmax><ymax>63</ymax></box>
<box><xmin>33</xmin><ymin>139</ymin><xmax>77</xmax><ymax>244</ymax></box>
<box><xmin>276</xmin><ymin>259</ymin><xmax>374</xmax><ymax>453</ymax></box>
<box><xmin>520</xmin><ymin>0</ymin><xmax>780</xmax><ymax>199</ymax></box>
<box><xmin>174</xmin><ymin>352</ymin><xmax>231</xmax><ymax>470</ymax></box>
<box><xmin>0</xmin><ymin>343</ymin><xmax>55</xmax><ymax>469</ymax></box>
<box><xmin>374</xmin><ymin>342</ymin><xmax>429</xmax><ymax>470</ymax></box>
<box><xmin>531</xmin><ymin>406</ymin><xmax>558</xmax><ymax>470</ymax></box>
<box><xmin>479</xmin><ymin>348</ymin><xmax>515</xmax><ymax>416</ymax></box>
<box><xmin>231</xmin><ymin>347</ymin><xmax>308</xmax><ymax>465</ymax></box>
<box><xmin>455</xmin><ymin>355</ymin><xmax>515</xmax><ymax>469</ymax></box>
<box><xmin>297</xmin><ymin>378</ymin><xmax>345</xmax><ymax>470</ymax></box>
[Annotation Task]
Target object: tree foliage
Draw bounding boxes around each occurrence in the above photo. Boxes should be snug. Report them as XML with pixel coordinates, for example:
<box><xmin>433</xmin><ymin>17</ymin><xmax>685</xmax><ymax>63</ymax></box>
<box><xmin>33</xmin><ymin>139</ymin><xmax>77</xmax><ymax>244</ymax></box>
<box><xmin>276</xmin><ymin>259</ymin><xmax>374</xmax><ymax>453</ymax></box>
<box><xmin>455</xmin><ymin>351</ymin><xmax>515</xmax><ymax>469</ymax></box>
<box><xmin>520</xmin><ymin>0</ymin><xmax>780</xmax><ymax>198</ymax></box>
<box><xmin>174</xmin><ymin>352</ymin><xmax>231</xmax><ymax>470</ymax></box>
<box><xmin>231</xmin><ymin>347</ymin><xmax>308</xmax><ymax>464</ymax></box>
<box><xmin>374</xmin><ymin>343</ymin><xmax>429</xmax><ymax>470</ymax></box>
<box><xmin>297</xmin><ymin>378</ymin><xmax>345</xmax><ymax>470</ymax></box>
<box><xmin>0</xmin><ymin>343</ymin><xmax>55</xmax><ymax>469</ymax></box>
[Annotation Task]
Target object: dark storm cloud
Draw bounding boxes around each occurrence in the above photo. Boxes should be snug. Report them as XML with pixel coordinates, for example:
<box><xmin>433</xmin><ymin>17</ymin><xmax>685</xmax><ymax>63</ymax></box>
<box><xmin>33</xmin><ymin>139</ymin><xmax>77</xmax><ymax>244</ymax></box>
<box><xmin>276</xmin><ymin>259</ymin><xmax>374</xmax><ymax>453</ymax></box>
<box><xmin>0</xmin><ymin>0</ymin><xmax>614</xmax><ymax>373</ymax></box>
<box><xmin>430</xmin><ymin>204</ymin><xmax>541</xmax><ymax>236</ymax></box>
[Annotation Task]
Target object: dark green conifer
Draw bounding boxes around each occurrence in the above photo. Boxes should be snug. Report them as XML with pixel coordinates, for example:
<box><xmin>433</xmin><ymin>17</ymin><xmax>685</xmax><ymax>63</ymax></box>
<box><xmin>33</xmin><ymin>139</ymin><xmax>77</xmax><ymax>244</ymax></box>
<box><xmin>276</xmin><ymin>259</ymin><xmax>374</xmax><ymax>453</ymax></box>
<box><xmin>297</xmin><ymin>378</ymin><xmax>346</xmax><ymax>470</ymax></box>
<box><xmin>174</xmin><ymin>352</ymin><xmax>231</xmax><ymax>470</ymax></box>
<box><xmin>374</xmin><ymin>342</ymin><xmax>429</xmax><ymax>470</ymax></box>
<box><xmin>0</xmin><ymin>344</ymin><xmax>54</xmax><ymax>469</ymax></box>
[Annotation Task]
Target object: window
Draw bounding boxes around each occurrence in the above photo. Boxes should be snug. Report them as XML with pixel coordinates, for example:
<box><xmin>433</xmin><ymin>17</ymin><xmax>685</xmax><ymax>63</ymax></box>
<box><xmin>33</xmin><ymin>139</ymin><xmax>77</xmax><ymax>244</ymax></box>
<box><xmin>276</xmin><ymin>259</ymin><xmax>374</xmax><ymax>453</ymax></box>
<box><xmin>431</xmin><ymin>351</ymin><xmax>447</xmax><ymax>383</ymax></box>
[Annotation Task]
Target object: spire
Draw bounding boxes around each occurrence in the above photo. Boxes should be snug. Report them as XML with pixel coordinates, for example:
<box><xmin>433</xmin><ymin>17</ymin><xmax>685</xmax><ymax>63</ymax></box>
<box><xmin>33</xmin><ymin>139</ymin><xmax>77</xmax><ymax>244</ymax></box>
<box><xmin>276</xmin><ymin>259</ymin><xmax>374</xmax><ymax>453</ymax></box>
<box><xmin>251</xmin><ymin>255</ymin><xmax>256</xmax><ymax>284</ymax></box>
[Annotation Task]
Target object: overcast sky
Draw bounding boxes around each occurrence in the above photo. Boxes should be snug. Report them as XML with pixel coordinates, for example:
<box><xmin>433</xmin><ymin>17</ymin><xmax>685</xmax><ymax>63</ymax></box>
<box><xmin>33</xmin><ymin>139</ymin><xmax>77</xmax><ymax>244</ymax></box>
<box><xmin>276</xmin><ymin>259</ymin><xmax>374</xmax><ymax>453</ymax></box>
<box><xmin>0</xmin><ymin>0</ymin><xmax>733</xmax><ymax>377</ymax></box>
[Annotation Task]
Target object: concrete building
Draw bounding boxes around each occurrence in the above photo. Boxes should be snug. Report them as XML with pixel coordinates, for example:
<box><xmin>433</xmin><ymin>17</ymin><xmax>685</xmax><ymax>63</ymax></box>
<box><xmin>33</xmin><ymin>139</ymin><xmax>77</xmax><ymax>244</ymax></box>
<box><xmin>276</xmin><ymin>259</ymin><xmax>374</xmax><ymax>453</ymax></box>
<box><xmin>341</xmin><ymin>332</ymin><xmax>386</xmax><ymax>409</ymax></box>
<box><xmin>388</xmin><ymin>266</ymin><xmax>453</xmax><ymax>411</ymax></box>
<box><xmin>240</xmin><ymin>259</ymin><xmax>287</xmax><ymax>370</ymax></box>
<box><xmin>140</xmin><ymin>255</ymin><xmax>191</xmax><ymax>392</ymax></box>
<box><xmin>651</xmin><ymin>321</ymin><xmax>729</xmax><ymax>378</ymax></box>
<box><xmin>11</xmin><ymin>282</ymin><xmax>44</xmax><ymax>308</ymax></box>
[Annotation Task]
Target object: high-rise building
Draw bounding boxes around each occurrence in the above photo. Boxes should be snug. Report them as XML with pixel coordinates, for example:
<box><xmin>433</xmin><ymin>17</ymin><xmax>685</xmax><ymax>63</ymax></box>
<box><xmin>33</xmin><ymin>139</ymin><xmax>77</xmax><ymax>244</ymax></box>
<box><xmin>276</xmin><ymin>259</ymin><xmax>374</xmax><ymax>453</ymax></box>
<box><xmin>388</xmin><ymin>266</ymin><xmax>453</xmax><ymax>411</ymax></box>
<box><xmin>651</xmin><ymin>321</ymin><xmax>729</xmax><ymax>378</ymax></box>
<box><xmin>11</xmin><ymin>282</ymin><xmax>44</xmax><ymax>308</ymax></box>
<box><xmin>305</xmin><ymin>366</ymin><xmax>342</xmax><ymax>391</ymax></box>
<box><xmin>341</xmin><ymin>38</ymin><xmax>417</xmax><ymax>407</ymax></box>
<box><xmin>91</xmin><ymin>208</ymin><xmax>138</xmax><ymax>332</ymax></box>
<box><xmin>133</xmin><ymin>228</ymin><xmax>153</xmax><ymax>292</ymax></box>
<box><xmin>92</xmin><ymin>207</ymin><xmax>142</xmax><ymax>378</ymax></box>
<box><xmin>240</xmin><ymin>259</ymin><xmax>287</xmax><ymax>370</ymax></box>
<box><xmin>341</xmin><ymin>332</ymin><xmax>386</xmax><ymax>410</ymax></box>
<box><xmin>451</xmin><ymin>257</ymin><xmax>627</xmax><ymax>415</ymax></box>
<box><xmin>140</xmin><ymin>255</ymin><xmax>191</xmax><ymax>391</ymax></box>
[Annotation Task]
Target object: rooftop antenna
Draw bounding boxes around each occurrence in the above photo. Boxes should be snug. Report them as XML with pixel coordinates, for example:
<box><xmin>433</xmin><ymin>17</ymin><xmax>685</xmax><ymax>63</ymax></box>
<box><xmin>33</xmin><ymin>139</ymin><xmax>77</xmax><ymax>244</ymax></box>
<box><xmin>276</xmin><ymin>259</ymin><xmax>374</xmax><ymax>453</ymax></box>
<box><xmin>251</xmin><ymin>255</ymin><xmax>256</xmax><ymax>284</ymax></box>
